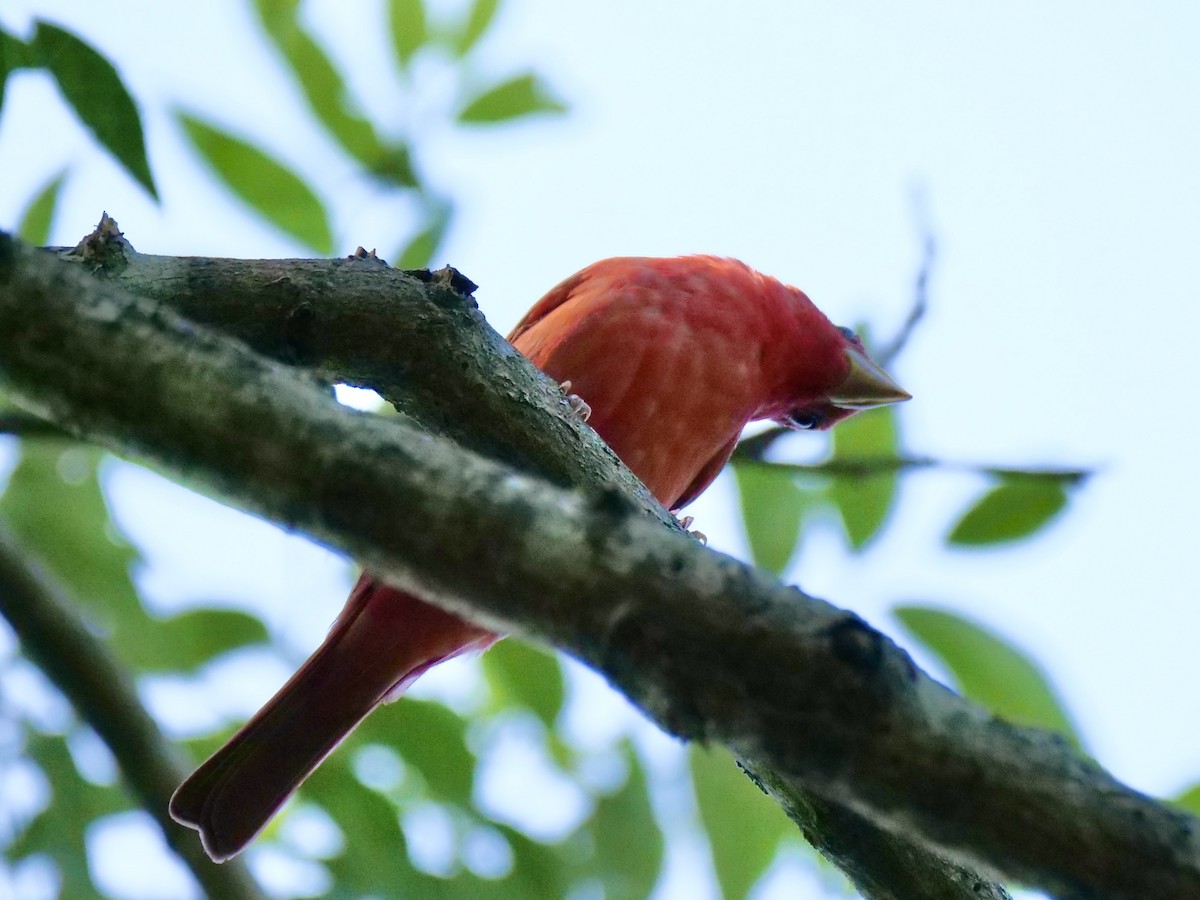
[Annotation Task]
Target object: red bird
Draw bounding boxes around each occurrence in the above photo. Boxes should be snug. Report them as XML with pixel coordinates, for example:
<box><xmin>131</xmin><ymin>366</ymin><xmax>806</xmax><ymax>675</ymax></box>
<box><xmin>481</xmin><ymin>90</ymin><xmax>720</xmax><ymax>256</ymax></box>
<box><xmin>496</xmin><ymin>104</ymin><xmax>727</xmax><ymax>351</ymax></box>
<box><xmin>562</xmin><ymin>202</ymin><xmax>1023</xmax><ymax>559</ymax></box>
<box><xmin>170</xmin><ymin>255</ymin><xmax>909</xmax><ymax>860</ymax></box>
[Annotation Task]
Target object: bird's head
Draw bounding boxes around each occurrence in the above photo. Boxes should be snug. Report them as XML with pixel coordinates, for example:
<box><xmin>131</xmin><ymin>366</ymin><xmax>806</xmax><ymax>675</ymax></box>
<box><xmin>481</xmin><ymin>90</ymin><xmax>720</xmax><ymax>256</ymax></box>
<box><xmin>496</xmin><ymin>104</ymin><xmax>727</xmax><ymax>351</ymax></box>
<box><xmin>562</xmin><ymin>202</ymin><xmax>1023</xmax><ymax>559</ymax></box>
<box><xmin>774</xmin><ymin>325</ymin><xmax>910</xmax><ymax>432</ymax></box>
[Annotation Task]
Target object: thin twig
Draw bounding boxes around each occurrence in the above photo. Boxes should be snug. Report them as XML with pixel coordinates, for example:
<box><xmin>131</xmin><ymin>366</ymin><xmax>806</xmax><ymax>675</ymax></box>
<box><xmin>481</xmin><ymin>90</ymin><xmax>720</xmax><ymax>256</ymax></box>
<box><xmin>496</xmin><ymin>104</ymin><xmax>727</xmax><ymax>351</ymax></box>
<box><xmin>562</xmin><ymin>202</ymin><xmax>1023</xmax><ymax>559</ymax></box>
<box><xmin>739</xmin><ymin>454</ymin><xmax>1094</xmax><ymax>486</ymax></box>
<box><xmin>876</xmin><ymin>187</ymin><xmax>936</xmax><ymax>368</ymax></box>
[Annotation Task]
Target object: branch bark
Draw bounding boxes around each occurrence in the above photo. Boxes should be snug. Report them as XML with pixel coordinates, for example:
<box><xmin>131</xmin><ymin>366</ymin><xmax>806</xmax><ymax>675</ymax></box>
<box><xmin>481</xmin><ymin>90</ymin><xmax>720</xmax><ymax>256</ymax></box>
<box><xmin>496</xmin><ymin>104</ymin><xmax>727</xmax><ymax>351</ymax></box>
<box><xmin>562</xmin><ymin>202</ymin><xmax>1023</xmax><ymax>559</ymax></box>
<box><xmin>3</xmin><ymin>228</ymin><xmax>1198</xmax><ymax>899</ymax></box>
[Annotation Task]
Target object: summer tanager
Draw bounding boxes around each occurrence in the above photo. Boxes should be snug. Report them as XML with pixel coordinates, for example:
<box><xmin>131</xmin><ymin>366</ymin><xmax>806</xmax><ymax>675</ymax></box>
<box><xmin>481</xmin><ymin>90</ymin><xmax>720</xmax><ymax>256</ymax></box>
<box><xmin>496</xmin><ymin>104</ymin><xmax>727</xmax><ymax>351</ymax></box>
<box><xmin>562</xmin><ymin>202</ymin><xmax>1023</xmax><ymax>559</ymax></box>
<box><xmin>170</xmin><ymin>255</ymin><xmax>909</xmax><ymax>861</ymax></box>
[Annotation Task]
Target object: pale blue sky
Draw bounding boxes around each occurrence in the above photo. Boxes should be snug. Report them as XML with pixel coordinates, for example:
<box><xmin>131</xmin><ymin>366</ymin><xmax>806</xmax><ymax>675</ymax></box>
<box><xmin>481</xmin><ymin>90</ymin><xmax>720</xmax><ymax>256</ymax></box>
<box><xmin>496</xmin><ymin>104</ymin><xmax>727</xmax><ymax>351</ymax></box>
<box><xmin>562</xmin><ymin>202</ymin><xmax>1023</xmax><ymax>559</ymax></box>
<box><xmin>1</xmin><ymin>2</ymin><xmax>1198</xmax><ymax>898</ymax></box>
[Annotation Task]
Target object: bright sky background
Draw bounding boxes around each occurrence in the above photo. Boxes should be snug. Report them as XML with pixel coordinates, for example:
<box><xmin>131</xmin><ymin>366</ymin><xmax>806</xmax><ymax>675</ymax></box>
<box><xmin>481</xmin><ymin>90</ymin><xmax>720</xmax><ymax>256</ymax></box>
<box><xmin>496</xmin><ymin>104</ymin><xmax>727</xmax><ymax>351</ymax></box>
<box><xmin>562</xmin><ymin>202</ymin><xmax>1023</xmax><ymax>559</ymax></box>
<box><xmin>1</xmin><ymin>2</ymin><xmax>1199</xmax><ymax>898</ymax></box>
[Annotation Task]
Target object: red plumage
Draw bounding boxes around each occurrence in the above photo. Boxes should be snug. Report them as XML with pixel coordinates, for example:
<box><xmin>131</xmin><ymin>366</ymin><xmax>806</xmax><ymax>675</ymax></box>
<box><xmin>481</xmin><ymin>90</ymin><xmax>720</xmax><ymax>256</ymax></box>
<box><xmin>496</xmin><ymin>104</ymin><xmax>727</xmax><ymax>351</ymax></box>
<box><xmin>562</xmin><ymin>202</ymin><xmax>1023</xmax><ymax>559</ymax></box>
<box><xmin>170</xmin><ymin>256</ymin><xmax>908</xmax><ymax>860</ymax></box>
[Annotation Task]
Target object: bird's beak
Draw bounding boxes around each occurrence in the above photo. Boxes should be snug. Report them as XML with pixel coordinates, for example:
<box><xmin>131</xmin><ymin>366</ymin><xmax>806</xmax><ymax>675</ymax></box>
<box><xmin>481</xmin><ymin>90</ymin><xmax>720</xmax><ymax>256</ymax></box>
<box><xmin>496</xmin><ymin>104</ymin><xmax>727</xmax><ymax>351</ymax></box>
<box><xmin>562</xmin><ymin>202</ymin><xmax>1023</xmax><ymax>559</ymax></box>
<box><xmin>830</xmin><ymin>346</ymin><xmax>912</xmax><ymax>410</ymax></box>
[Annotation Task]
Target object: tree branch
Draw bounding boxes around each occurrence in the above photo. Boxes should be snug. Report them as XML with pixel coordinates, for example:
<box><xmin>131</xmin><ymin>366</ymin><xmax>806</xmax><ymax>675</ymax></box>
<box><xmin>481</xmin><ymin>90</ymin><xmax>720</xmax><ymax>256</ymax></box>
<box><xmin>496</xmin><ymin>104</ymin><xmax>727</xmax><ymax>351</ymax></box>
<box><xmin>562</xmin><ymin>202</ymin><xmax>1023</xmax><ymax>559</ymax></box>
<box><xmin>750</xmin><ymin>768</ymin><xmax>1009</xmax><ymax>900</ymax></box>
<box><xmin>4</xmin><ymin>230</ymin><xmax>1197</xmax><ymax>898</ymax></box>
<box><xmin>47</xmin><ymin>218</ymin><xmax>667</xmax><ymax>515</ymax></box>
<box><xmin>0</xmin><ymin>523</ymin><xmax>263</xmax><ymax>899</ymax></box>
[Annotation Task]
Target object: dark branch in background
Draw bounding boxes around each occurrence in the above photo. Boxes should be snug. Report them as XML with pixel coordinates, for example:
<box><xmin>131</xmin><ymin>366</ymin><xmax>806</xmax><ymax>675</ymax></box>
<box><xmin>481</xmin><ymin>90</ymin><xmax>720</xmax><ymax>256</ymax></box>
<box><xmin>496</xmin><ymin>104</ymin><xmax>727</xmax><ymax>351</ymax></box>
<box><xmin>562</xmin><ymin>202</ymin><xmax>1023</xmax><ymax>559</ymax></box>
<box><xmin>2</xmin><ymin>229</ymin><xmax>1198</xmax><ymax>899</ymax></box>
<box><xmin>0</xmin><ymin>524</ymin><xmax>263</xmax><ymax>900</ymax></box>
<box><xmin>0</xmin><ymin>410</ymin><xmax>68</xmax><ymax>439</ymax></box>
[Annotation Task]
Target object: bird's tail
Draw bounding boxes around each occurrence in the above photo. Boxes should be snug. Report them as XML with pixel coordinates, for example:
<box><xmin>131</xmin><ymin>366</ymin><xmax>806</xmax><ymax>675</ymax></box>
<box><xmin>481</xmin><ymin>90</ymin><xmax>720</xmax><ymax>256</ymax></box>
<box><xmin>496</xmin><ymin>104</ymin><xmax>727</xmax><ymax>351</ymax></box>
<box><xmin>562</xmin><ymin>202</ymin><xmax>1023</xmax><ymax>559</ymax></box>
<box><xmin>169</xmin><ymin>575</ymin><xmax>495</xmax><ymax>861</ymax></box>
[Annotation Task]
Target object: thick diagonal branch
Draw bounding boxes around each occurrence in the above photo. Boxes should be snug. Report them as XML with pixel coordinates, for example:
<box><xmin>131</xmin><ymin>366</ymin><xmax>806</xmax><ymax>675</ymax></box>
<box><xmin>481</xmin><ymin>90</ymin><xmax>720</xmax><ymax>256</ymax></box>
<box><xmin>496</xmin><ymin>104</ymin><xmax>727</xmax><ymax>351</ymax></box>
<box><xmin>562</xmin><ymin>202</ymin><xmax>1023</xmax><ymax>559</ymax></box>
<box><xmin>4</xmin><ymin>232</ymin><xmax>1198</xmax><ymax>899</ymax></box>
<box><xmin>40</xmin><ymin>223</ymin><xmax>1004</xmax><ymax>898</ymax></box>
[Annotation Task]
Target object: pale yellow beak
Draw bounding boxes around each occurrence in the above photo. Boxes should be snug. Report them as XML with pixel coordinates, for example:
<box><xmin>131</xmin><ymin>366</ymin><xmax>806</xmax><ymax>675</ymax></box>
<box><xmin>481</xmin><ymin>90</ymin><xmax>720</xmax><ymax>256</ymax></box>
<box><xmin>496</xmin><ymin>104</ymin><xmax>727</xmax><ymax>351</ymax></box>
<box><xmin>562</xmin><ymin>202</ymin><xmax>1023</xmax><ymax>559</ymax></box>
<box><xmin>830</xmin><ymin>346</ymin><xmax>912</xmax><ymax>410</ymax></box>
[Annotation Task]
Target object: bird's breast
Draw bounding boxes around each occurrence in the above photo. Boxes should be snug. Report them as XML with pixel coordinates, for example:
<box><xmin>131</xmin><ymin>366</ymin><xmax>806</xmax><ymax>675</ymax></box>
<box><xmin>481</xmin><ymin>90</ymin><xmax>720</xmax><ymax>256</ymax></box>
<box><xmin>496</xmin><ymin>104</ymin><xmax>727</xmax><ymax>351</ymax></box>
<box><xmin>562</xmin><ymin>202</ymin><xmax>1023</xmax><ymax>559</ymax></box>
<box><xmin>514</xmin><ymin>290</ymin><xmax>767</xmax><ymax>507</ymax></box>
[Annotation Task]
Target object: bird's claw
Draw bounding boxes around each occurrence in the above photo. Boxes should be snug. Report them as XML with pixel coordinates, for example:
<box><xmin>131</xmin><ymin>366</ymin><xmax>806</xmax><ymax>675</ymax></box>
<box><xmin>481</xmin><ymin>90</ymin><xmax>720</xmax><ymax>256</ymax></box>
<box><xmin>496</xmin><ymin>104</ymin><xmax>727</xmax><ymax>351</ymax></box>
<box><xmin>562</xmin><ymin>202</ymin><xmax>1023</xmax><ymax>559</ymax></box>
<box><xmin>676</xmin><ymin>515</ymin><xmax>708</xmax><ymax>546</ymax></box>
<box><xmin>559</xmin><ymin>380</ymin><xmax>592</xmax><ymax>422</ymax></box>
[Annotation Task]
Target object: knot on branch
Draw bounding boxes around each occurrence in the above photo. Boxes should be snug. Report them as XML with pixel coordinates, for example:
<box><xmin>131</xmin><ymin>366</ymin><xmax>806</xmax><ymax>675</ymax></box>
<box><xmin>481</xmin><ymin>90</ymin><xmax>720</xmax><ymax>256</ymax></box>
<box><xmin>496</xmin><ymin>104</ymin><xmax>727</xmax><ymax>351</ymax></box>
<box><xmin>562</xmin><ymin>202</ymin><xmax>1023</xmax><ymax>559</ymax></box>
<box><xmin>282</xmin><ymin>301</ymin><xmax>318</xmax><ymax>366</ymax></box>
<box><xmin>68</xmin><ymin>213</ymin><xmax>133</xmax><ymax>276</ymax></box>
<box><xmin>408</xmin><ymin>265</ymin><xmax>479</xmax><ymax>308</ymax></box>
<box><xmin>827</xmin><ymin>615</ymin><xmax>884</xmax><ymax>674</ymax></box>
<box><xmin>344</xmin><ymin>246</ymin><xmax>389</xmax><ymax>269</ymax></box>
<box><xmin>587</xmin><ymin>483</ymin><xmax>640</xmax><ymax>520</ymax></box>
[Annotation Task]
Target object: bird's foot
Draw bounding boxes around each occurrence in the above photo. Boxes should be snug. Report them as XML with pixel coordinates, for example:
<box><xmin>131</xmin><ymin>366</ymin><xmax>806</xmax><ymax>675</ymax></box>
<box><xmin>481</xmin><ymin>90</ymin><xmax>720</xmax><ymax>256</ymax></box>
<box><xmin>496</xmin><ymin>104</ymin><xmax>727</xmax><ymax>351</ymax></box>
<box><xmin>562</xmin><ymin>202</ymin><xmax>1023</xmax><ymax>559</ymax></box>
<box><xmin>559</xmin><ymin>380</ymin><xmax>592</xmax><ymax>422</ymax></box>
<box><xmin>676</xmin><ymin>515</ymin><xmax>708</xmax><ymax>546</ymax></box>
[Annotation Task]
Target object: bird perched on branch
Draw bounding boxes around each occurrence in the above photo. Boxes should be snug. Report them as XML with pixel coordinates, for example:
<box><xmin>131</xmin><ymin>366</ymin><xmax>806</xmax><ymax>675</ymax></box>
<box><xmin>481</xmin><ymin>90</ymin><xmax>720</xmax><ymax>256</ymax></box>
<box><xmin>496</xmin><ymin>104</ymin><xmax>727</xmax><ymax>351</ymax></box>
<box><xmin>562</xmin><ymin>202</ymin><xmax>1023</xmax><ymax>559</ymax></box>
<box><xmin>170</xmin><ymin>255</ymin><xmax>910</xmax><ymax>861</ymax></box>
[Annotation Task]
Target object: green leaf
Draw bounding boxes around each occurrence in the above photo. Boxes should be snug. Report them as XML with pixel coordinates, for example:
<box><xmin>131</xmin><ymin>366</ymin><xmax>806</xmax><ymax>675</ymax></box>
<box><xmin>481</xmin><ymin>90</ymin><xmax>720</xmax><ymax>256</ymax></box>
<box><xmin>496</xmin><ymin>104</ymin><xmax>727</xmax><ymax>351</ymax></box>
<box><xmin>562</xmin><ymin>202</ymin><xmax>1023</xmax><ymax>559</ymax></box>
<box><xmin>11</xmin><ymin>732</ymin><xmax>127</xmax><ymax>897</ymax></box>
<box><xmin>828</xmin><ymin>405</ymin><xmax>899</xmax><ymax>550</ymax></box>
<box><xmin>29</xmin><ymin>22</ymin><xmax>156</xmax><ymax>198</ymax></box>
<box><xmin>357</xmin><ymin>698</ymin><xmax>475</xmax><ymax>802</ymax></box>
<box><xmin>396</xmin><ymin>202</ymin><xmax>452</xmax><ymax>268</ymax></box>
<box><xmin>0</xmin><ymin>447</ymin><xmax>267</xmax><ymax>678</ymax></box>
<box><xmin>177</xmin><ymin>112</ymin><xmax>333</xmax><ymax>252</ymax></box>
<box><xmin>895</xmin><ymin>605</ymin><xmax>1082</xmax><ymax>745</ymax></box>
<box><xmin>389</xmin><ymin>0</ymin><xmax>427</xmax><ymax>66</ymax></box>
<box><xmin>0</xmin><ymin>445</ymin><xmax>142</xmax><ymax>628</ymax></box>
<box><xmin>580</xmin><ymin>742</ymin><xmax>663</xmax><ymax>899</ymax></box>
<box><xmin>458</xmin><ymin>73</ymin><xmax>566</xmax><ymax>124</ymax></box>
<box><xmin>117</xmin><ymin>608</ymin><xmax>269</xmax><ymax>672</ymax></box>
<box><xmin>252</xmin><ymin>0</ymin><xmax>414</xmax><ymax>184</ymax></box>
<box><xmin>372</xmin><ymin>142</ymin><xmax>419</xmax><ymax>188</ymax></box>
<box><xmin>453</xmin><ymin>0</ymin><xmax>502</xmax><ymax>56</ymax></box>
<box><xmin>481</xmin><ymin>639</ymin><xmax>564</xmax><ymax>728</ymax></box>
<box><xmin>304</xmin><ymin>756</ymin><xmax>423</xmax><ymax>893</ymax></box>
<box><xmin>732</xmin><ymin>460</ymin><xmax>813</xmax><ymax>575</ymax></box>
<box><xmin>691</xmin><ymin>745</ymin><xmax>790</xmax><ymax>899</ymax></box>
<box><xmin>948</xmin><ymin>478</ymin><xmax>1068</xmax><ymax>547</ymax></box>
<box><xmin>497</xmin><ymin>824</ymin><xmax>571</xmax><ymax>898</ymax></box>
<box><xmin>1174</xmin><ymin>783</ymin><xmax>1200</xmax><ymax>817</ymax></box>
<box><xmin>0</xmin><ymin>27</ymin><xmax>33</xmax><ymax>112</ymax></box>
<box><xmin>18</xmin><ymin>170</ymin><xmax>67</xmax><ymax>245</ymax></box>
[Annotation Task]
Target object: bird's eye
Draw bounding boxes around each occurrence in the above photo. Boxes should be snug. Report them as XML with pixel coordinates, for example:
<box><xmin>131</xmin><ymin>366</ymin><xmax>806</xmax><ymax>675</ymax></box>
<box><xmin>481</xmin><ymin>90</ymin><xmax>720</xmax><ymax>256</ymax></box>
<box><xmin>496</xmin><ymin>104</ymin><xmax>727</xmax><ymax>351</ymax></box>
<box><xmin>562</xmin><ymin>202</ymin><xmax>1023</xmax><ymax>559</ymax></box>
<box><xmin>787</xmin><ymin>410</ymin><xmax>824</xmax><ymax>430</ymax></box>
<box><xmin>837</xmin><ymin>326</ymin><xmax>857</xmax><ymax>341</ymax></box>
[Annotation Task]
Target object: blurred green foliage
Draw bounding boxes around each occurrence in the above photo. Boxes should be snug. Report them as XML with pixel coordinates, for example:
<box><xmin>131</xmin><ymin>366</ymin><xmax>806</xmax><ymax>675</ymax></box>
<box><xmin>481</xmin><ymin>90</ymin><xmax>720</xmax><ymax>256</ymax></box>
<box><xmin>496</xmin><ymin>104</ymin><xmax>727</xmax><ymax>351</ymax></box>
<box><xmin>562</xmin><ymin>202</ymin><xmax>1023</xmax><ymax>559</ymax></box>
<box><xmin>733</xmin><ymin>406</ymin><xmax>903</xmax><ymax>566</ymax></box>
<box><xmin>457</xmin><ymin>72</ymin><xmax>566</xmax><ymax>124</ymax></box>
<box><xmin>0</xmin><ymin>0</ymin><xmax>566</xmax><ymax>261</ymax></box>
<box><xmin>1176</xmin><ymin>783</ymin><xmax>1200</xmax><ymax>817</ymax></box>
<box><xmin>691</xmin><ymin>746</ymin><xmax>794</xmax><ymax>898</ymax></box>
<box><xmin>17</xmin><ymin>170</ymin><xmax>65</xmax><ymax>245</ymax></box>
<box><xmin>178</xmin><ymin>112</ymin><xmax>335</xmax><ymax>253</ymax></box>
<box><xmin>947</xmin><ymin>477</ymin><xmax>1069</xmax><ymax>546</ymax></box>
<box><xmin>731</xmin><ymin>461</ymin><xmax>810</xmax><ymax>576</ymax></box>
<box><xmin>23</xmin><ymin>22</ymin><xmax>157</xmax><ymax>198</ymax></box>
<box><xmin>828</xmin><ymin>405</ymin><xmax>899</xmax><ymax>550</ymax></box>
<box><xmin>894</xmin><ymin>606</ymin><xmax>1082</xmax><ymax>746</ymax></box>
